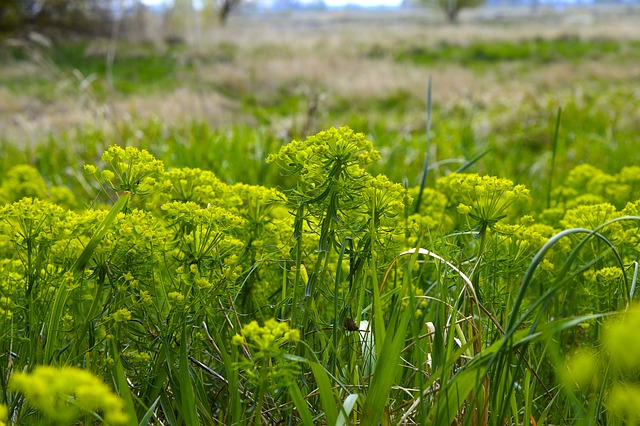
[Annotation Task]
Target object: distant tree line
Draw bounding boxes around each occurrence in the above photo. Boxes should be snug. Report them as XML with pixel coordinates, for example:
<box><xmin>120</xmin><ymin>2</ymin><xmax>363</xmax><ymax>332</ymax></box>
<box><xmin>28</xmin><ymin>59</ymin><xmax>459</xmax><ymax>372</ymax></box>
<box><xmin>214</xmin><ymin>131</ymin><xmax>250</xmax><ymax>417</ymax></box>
<box><xmin>0</xmin><ymin>0</ymin><xmax>482</xmax><ymax>39</ymax></box>
<box><xmin>0</xmin><ymin>0</ymin><xmax>119</xmax><ymax>35</ymax></box>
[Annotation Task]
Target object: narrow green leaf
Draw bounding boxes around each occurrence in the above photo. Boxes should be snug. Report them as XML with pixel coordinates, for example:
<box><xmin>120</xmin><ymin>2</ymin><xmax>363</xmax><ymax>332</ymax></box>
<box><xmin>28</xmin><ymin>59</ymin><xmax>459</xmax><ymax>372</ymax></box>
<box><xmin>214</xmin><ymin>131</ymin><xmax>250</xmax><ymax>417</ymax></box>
<box><xmin>137</xmin><ymin>396</ymin><xmax>160</xmax><ymax>426</ymax></box>
<box><xmin>370</xmin><ymin>188</ymin><xmax>385</xmax><ymax>360</ymax></box>
<box><xmin>336</xmin><ymin>394</ymin><xmax>359</xmax><ymax>426</ymax></box>
<box><xmin>44</xmin><ymin>192</ymin><xmax>131</xmax><ymax>363</ymax></box>
<box><xmin>414</xmin><ymin>74</ymin><xmax>433</xmax><ymax>214</ymax></box>
<box><xmin>179</xmin><ymin>323</ymin><xmax>198</xmax><ymax>426</ymax></box>
<box><xmin>72</xmin><ymin>192</ymin><xmax>131</xmax><ymax>274</ymax></box>
<box><xmin>546</xmin><ymin>107</ymin><xmax>562</xmax><ymax>209</ymax></box>
<box><xmin>309</xmin><ymin>361</ymin><xmax>338</xmax><ymax>426</ymax></box>
<box><xmin>111</xmin><ymin>338</ymin><xmax>139</xmax><ymax>426</ymax></box>
<box><xmin>454</xmin><ymin>147</ymin><xmax>492</xmax><ymax>173</ymax></box>
<box><xmin>288</xmin><ymin>382</ymin><xmax>314</xmax><ymax>426</ymax></box>
<box><xmin>361</xmin><ymin>303</ymin><xmax>412</xmax><ymax>425</ymax></box>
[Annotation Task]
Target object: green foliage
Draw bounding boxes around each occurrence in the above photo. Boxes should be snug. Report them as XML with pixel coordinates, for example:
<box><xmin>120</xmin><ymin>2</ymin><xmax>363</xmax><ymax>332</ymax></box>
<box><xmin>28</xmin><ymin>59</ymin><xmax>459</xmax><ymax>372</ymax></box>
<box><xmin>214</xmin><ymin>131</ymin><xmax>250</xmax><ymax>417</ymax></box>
<box><xmin>395</xmin><ymin>36</ymin><xmax>628</xmax><ymax>65</ymax></box>
<box><xmin>0</xmin><ymin>123</ymin><xmax>639</xmax><ymax>425</ymax></box>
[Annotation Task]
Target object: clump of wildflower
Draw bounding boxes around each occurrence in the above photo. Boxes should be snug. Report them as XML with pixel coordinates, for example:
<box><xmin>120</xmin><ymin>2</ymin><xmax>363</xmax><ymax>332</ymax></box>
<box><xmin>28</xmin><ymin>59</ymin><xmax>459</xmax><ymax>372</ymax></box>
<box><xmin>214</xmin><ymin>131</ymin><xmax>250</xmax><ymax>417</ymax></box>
<box><xmin>163</xmin><ymin>167</ymin><xmax>242</xmax><ymax>209</ymax></box>
<box><xmin>168</xmin><ymin>291</ymin><xmax>185</xmax><ymax>305</ymax></box>
<box><xmin>437</xmin><ymin>173</ymin><xmax>530</xmax><ymax>234</ymax></box>
<box><xmin>608</xmin><ymin>384</ymin><xmax>640</xmax><ymax>423</ymax></box>
<box><xmin>112</xmin><ymin>308</ymin><xmax>132</xmax><ymax>323</ymax></box>
<box><xmin>589</xmin><ymin>267</ymin><xmax>624</xmax><ymax>284</ymax></box>
<box><xmin>161</xmin><ymin>201</ymin><xmax>245</xmax><ymax>280</ymax></box>
<box><xmin>560</xmin><ymin>203</ymin><xmax>620</xmax><ymax>231</ymax></box>
<box><xmin>0</xmin><ymin>404</ymin><xmax>7</xmax><ymax>426</ymax></box>
<box><xmin>86</xmin><ymin>145</ymin><xmax>167</xmax><ymax>197</ymax></box>
<box><xmin>124</xmin><ymin>350</ymin><xmax>152</xmax><ymax>366</ymax></box>
<box><xmin>0</xmin><ymin>165</ymin><xmax>48</xmax><ymax>204</ymax></box>
<box><xmin>559</xmin><ymin>349</ymin><xmax>599</xmax><ymax>391</ymax></box>
<box><xmin>603</xmin><ymin>304</ymin><xmax>640</xmax><ymax>372</ymax></box>
<box><xmin>232</xmin><ymin>319</ymin><xmax>301</xmax><ymax>389</ymax></box>
<box><xmin>232</xmin><ymin>318</ymin><xmax>300</xmax><ymax>354</ymax></box>
<box><xmin>266</xmin><ymin>126</ymin><xmax>380</xmax><ymax>209</ymax></box>
<box><xmin>9</xmin><ymin>366</ymin><xmax>128</xmax><ymax>425</ymax></box>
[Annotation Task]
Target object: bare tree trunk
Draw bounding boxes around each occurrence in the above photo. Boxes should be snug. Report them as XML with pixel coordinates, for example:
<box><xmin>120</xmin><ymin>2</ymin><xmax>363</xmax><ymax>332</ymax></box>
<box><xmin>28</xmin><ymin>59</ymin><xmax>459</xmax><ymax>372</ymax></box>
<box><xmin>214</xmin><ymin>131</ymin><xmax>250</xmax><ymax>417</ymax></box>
<box><xmin>219</xmin><ymin>0</ymin><xmax>240</xmax><ymax>25</ymax></box>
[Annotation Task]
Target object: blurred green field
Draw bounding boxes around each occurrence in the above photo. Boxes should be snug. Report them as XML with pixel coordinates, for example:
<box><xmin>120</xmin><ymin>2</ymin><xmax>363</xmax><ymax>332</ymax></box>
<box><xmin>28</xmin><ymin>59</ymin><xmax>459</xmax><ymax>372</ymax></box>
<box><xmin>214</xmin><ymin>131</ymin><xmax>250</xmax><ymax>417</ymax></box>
<box><xmin>1</xmin><ymin>8</ymin><xmax>639</xmax><ymax>200</ymax></box>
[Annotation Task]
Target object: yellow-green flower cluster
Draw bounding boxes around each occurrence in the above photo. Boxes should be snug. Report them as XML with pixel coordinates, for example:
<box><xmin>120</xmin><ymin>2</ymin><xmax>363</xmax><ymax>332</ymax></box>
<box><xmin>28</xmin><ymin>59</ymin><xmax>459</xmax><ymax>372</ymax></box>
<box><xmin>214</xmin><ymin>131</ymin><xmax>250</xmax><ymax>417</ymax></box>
<box><xmin>267</xmin><ymin>126</ymin><xmax>380</xmax><ymax>176</ymax></box>
<box><xmin>0</xmin><ymin>165</ymin><xmax>77</xmax><ymax>209</ymax></box>
<box><xmin>560</xmin><ymin>349</ymin><xmax>599</xmax><ymax>391</ymax></box>
<box><xmin>232</xmin><ymin>319</ymin><xmax>302</xmax><ymax>389</ymax></box>
<box><xmin>112</xmin><ymin>308</ymin><xmax>132</xmax><ymax>323</ymax></box>
<box><xmin>560</xmin><ymin>203</ymin><xmax>620</xmax><ymax>230</ymax></box>
<box><xmin>266</xmin><ymin>127</ymin><xmax>380</xmax><ymax>207</ymax></box>
<box><xmin>85</xmin><ymin>145</ymin><xmax>167</xmax><ymax>197</ymax></box>
<box><xmin>608</xmin><ymin>384</ymin><xmax>640</xmax><ymax>423</ymax></box>
<box><xmin>603</xmin><ymin>304</ymin><xmax>640</xmax><ymax>372</ymax></box>
<box><xmin>0</xmin><ymin>404</ymin><xmax>6</xmax><ymax>426</ymax></box>
<box><xmin>9</xmin><ymin>366</ymin><xmax>128</xmax><ymax>425</ymax></box>
<box><xmin>438</xmin><ymin>173</ymin><xmax>530</xmax><ymax>232</ymax></box>
<box><xmin>585</xmin><ymin>266</ymin><xmax>624</xmax><ymax>284</ymax></box>
<box><xmin>232</xmin><ymin>318</ymin><xmax>300</xmax><ymax>353</ymax></box>
<box><xmin>553</xmin><ymin>164</ymin><xmax>640</xmax><ymax>209</ymax></box>
<box><xmin>163</xmin><ymin>167</ymin><xmax>237</xmax><ymax>207</ymax></box>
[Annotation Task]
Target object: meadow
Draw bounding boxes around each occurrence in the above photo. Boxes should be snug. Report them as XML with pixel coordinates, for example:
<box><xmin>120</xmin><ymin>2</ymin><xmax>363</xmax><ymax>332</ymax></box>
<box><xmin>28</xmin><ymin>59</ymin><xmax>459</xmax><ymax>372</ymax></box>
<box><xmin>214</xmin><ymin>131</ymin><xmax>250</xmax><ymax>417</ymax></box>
<box><xmin>1</xmin><ymin>7</ymin><xmax>640</xmax><ymax>425</ymax></box>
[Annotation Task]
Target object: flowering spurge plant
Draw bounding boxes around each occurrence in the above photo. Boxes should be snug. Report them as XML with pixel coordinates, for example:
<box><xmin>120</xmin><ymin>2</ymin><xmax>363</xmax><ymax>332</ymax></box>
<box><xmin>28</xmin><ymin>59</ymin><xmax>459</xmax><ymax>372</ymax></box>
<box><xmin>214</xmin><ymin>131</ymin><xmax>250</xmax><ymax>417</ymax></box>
<box><xmin>437</xmin><ymin>172</ymin><xmax>530</xmax><ymax>235</ymax></box>
<box><xmin>231</xmin><ymin>319</ymin><xmax>301</xmax><ymax>424</ymax></box>
<box><xmin>84</xmin><ymin>145</ymin><xmax>167</xmax><ymax>201</ymax></box>
<box><xmin>267</xmin><ymin>127</ymin><xmax>409</xmax><ymax>326</ymax></box>
<box><xmin>0</xmin><ymin>131</ymin><xmax>639</xmax><ymax>425</ymax></box>
<box><xmin>9</xmin><ymin>366</ymin><xmax>128</xmax><ymax>425</ymax></box>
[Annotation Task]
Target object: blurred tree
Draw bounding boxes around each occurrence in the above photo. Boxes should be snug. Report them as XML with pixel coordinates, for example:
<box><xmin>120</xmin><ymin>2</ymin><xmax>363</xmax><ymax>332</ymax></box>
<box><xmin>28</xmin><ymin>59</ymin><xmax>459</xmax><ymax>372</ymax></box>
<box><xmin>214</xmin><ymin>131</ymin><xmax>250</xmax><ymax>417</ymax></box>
<box><xmin>416</xmin><ymin>0</ymin><xmax>484</xmax><ymax>23</ymax></box>
<box><xmin>217</xmin><ymin>0</ymin><xmax>240</xmax><ymax>24</ymax></box>
<box><xmin>1</xmin><ymin>0</ymin><xmax>115</xmax><ymax>35</ymax></box>
<box><xmin>199</xmin><ymin>0</ymin><xmax>242</xmax><ymax>25</ymax></box>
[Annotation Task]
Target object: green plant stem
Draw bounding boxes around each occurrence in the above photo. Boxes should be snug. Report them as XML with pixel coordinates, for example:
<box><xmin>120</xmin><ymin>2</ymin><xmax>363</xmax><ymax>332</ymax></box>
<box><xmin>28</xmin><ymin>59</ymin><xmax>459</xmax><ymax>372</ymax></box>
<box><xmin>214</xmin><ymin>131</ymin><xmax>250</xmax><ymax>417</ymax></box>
<box><xmin>414</xmin><ymin>74</ymin><xmax>433</xmax><ymax>215</ymax></box>
<box><xmin>69</xmin><ymin>273</ymin><xmax>107</xmax><ymax>361</ymax></box>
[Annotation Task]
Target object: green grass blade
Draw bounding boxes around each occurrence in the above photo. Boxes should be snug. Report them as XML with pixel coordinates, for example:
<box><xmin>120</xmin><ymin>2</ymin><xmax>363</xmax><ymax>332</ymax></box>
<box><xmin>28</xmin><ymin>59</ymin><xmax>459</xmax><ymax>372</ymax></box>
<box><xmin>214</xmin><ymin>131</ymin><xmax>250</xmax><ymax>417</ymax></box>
<box><xmin>179</xmin><ymin>323</ymin><xmax>198</xmax><ymax>426</ymax></box>
<box><xmin>414</xmin><ymin>74</ymin><xmax>433</xmax><ymax>214</ymax></box>
<box><xmin>454</xmin><ymin>147</ymin><xmax>492</xmax><ymax>173</ymax></box>
<box><xmin>44</xmin><ymin>192</ymin><xmax>131</xmax><ymax>363</ymax></box>
<box><xmin>309</xmin><ymin>361</ymin><xmax>338</xmax><ymax>426</ymax></box>
<box><xmin>370</xmin><ymin>188</ymin><xmax>385</xmax><ymax>361</ymax></box>
<box><xmin>361</xmin><ymin>303</ymin><xmax>412</xmax><ymax>425</ymax></box>
<box><xmin>111</xmin><ymin>337</ymin><xmax>139</xmax><ymax>426</ymax></box>
<box><xmin>72</xmin><ymin>192</ymin><xmax>131</xmax><ymax>274</ymax></box>
<box><xmin>288</xmin><ymin>382</ymin><xmax>314</xmax><ymax>426</ymax></box>
<box><xmin>336</xmin><ymin>393</ymin><xmax>359</xmax><ymax>426</ymax></box>
<box><xmin>137</xmin><ymin>396</ymin><xmax>160</xmax><ymax>426</ymax></box>
<box><xmin>546</xmin><ymin>107</ymin><xmax>562</xmax><ymax>209</ymax></box>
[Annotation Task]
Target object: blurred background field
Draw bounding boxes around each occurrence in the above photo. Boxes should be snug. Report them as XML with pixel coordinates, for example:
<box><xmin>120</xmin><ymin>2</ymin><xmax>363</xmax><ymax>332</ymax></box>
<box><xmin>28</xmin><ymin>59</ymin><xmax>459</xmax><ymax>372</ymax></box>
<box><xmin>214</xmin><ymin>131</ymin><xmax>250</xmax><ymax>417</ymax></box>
<box><xmin>1</xmin><ymin>5</ymin><xmax>639</xmax><ymax>203</ymax></box>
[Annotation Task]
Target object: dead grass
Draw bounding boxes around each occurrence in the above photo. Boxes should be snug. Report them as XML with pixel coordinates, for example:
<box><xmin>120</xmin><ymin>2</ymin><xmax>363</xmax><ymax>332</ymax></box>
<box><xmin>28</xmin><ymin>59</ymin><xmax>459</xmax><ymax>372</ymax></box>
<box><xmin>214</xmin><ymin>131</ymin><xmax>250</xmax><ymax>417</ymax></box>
<box><xmin>2</xmin><ymin>6</ymin><xmax>640</xmax><ymax>141</ymax></box>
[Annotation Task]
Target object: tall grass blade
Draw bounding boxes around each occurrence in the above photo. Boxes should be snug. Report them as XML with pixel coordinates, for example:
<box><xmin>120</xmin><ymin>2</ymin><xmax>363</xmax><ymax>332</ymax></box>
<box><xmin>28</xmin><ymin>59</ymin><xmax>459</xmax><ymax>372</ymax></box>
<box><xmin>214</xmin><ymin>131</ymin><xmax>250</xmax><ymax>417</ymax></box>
<box><xmin>44</xmin><ymin>192</ymin><xmax>131</xmax><ymax>363</ymax></box>
<box><xmin>309</xmin><ymin>361</ymin><xmax>338</xmax><ymax>426</ymax></box>
<box><xmin>336</xmin><ymin>393</ymin><xmax>359</xmax><ymax>426</ymax></box>
<box><xmin>137</xmin><ymin>396</ymin><xmax>160</xmax><ymax>426</ymax></box>
<box><xmin>179</xmin><ymin>323</ymin><xmax>198</xmax><ymax>426</ymax></box>
<box><xmin>288</xmin><ymin>382</ymin><xmax>314</xmax><ymax>426</ymax></box>
<box><xmin>361</xmin><ymin>302</ymin><xmax>412</xmax><ymax>425</ymax></box>
<box><xmin>546</xmin><ymin>107</ymin><xmax>562</xmax><ymax>209</ymax></box>
<box><xmin>72</xmin><ymin>192</ymin><xmax>131</xmax><ymax>274</ymax></box>
<box><xmin>414</xmin><ymin>74</ymin><xmax>432</xmax><ymax>214</ymax></box>
<box><xmin>631</xmin><ymin>261</ymin><xmax>639</xmax><ymax>299</ymax></box>
<box><xmin>111</xmin><ymin>337</ymin><xmax>139</xmax><ymax>426</ymax></box>
<box><xmin>454</xmin><ymin>147</ymin><xmax>492</xmax><ymax>173</ymax></box>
